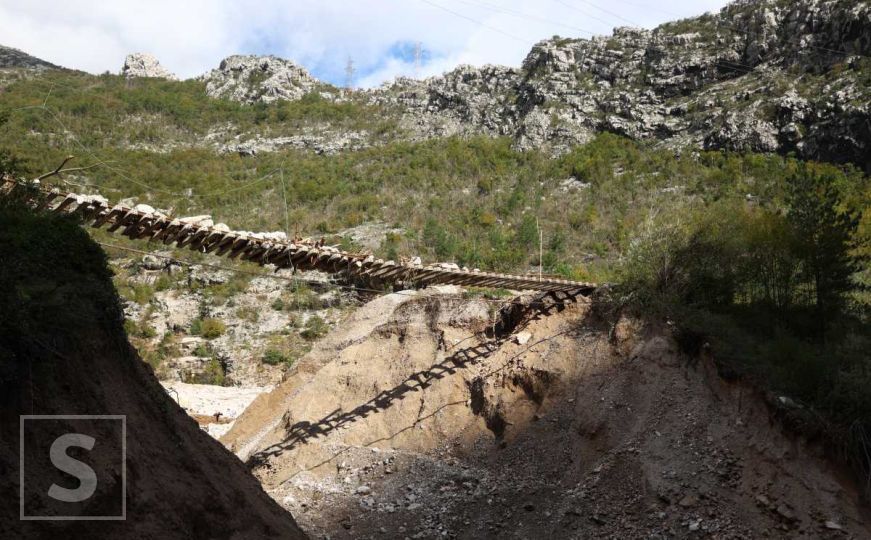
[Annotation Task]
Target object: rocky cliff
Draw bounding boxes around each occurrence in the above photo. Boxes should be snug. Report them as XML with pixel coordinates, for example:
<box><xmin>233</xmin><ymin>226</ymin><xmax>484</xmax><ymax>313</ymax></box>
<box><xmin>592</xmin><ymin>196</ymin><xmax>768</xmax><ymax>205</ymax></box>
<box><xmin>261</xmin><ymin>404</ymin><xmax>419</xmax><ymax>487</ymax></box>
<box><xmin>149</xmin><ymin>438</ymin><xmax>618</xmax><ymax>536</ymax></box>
<box><xmin>369</xmin><ymin>0</ymin><xmax>870</xmax><ymax>167</ymax></box>
<box><xmin>4</xmin><ymin>1</ymin><xmax>869</xmax><ymax>167</ymax></box>
<box><xmin>191</xmin><ymin>0</ymin><xmax>869</xmax><ymax>168</ymax></box>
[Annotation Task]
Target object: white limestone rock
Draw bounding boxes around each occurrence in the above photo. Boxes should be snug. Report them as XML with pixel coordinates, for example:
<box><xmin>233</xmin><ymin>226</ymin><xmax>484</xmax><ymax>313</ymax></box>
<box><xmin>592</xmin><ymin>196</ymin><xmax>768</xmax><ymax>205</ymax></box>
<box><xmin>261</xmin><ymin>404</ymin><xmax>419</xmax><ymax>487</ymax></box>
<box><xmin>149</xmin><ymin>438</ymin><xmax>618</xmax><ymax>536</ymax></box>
<box><xmin>121</xmin><ymin>53</ymin><xmax>177</xmax><ymax>80</ymax></box>
<box><xmin>199</xmin><ymin>55</ymin><xmax>319</xmax><ymax>104</ymax></box>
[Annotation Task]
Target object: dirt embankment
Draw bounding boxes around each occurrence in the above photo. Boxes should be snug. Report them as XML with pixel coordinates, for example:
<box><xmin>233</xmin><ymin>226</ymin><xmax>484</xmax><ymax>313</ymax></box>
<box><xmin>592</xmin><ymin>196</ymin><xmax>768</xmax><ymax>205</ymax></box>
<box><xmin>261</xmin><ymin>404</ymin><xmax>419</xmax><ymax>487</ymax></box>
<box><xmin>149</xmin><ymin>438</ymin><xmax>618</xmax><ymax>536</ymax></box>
<box><xmin>227</xmin><ymin>287</ymin><xmax>870</xmax><ymax>539</ymax></box>
<box><xmin>0</xmin><ymin>206</ymin><xmax>304</xmax><ymax>539</ymax></box>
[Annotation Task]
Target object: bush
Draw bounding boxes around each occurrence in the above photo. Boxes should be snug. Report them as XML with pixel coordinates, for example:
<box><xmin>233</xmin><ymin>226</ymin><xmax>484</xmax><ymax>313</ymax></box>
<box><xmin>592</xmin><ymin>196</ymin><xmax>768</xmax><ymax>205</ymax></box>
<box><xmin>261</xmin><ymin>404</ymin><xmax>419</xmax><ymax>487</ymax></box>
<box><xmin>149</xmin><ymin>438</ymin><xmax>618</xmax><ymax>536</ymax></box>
<box><xmin>276</xmin><ymin>284</ymin><xmax>323</xmax><ymax>311</ymax></box>
<box><xmin>191</xmin><ymin>318</ymin><xmax>226</xmax><ymax>339</ymax></box>
<box><xmin>300</xmin><ymin>315</ymin><xmax>328</xmax><ymax>340</ymax></box>
<box><xmin>261</xmin><ymin>347</ymin><xmax>303</xmax><ymax>367</ymax></box>
<box><xmin>123</xmin><ymin>316</ymin><xmax>157</xmax><ymax>339</ymax></box>
<box><xmin>154</xmin><ymin>275</ymin><xmax>173</xmax><ymax>291</ymax></box>
<box><xmin>185</xmin><ymin>357</ymin><xmax>226</xmax><ymax>386</ymax></box>
<box><xmin>261</xmin><ymin>349</ymin><xmax>288</xmax><ymax>365</ymax></box>
<box><xmin>0</xmin><ymin>148</ymin><xmax>28</xmax><ymax>176</ymax></box>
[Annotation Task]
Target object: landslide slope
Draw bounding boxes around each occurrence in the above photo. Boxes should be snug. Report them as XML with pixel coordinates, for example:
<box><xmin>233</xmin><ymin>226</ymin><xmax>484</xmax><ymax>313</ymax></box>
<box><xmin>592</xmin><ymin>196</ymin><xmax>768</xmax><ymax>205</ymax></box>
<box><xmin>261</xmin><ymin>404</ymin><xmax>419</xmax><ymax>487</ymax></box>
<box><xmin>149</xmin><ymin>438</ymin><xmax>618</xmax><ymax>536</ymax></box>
<box><xmin>226</xmin><ymin>288</ymin><xmax>870</xmax><ymax>538</ymax></box>
<box><xmin>0</xmin><ymin>202</ymin><xmax>304</xmax><ymax>539</ymax></box>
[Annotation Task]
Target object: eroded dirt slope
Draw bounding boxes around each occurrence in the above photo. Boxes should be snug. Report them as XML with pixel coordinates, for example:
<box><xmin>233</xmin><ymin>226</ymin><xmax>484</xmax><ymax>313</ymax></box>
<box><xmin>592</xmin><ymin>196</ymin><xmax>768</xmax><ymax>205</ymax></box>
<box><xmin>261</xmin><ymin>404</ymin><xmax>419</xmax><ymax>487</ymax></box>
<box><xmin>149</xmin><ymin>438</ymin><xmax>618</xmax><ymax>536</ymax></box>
<box><xmin>227</xmin><ymin>288</ymin><xmax>870</xmax><ymax>539</ymax></box>
<box><xmin>0</xmin><ymin>206</ymin><xmax>304</xmax><ymax>539</ymax></box>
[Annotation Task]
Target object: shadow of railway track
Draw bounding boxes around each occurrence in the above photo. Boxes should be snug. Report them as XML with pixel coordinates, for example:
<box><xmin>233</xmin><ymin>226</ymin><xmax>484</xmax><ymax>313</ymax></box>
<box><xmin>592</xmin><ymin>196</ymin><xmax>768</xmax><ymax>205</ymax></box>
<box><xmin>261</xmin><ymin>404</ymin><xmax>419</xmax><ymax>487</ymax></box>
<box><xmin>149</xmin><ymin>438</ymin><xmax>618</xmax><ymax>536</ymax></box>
<box><xmin>247</xmin><ymin>289</ymin><xmax>587</xmax><ymax>467</ymax></box>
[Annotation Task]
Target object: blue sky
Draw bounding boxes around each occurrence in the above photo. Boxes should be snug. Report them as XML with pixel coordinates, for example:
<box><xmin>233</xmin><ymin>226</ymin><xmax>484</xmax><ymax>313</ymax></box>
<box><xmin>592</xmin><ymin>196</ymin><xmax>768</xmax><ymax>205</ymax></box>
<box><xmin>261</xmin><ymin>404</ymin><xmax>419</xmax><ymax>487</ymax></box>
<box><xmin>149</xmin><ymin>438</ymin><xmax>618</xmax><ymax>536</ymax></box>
<box><xmin>0</xmin><ymin>0</ymin><xmax>732</xmax><ymax>87</ymax></box>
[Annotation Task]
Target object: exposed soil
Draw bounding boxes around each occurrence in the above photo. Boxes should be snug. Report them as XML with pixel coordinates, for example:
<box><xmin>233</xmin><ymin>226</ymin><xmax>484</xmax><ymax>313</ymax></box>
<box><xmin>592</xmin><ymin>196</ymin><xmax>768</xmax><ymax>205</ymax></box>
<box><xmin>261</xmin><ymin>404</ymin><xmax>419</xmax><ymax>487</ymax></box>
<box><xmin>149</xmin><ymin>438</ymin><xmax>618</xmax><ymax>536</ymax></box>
<box><xmin>226</xmin><ymin>288</ymin><xmax>870</xmax><ymax>539</ymax></box>
<box><xmin>0</xmin><ymin>207</ymin><xmax>304</xmax><ymax>539</ymax></box>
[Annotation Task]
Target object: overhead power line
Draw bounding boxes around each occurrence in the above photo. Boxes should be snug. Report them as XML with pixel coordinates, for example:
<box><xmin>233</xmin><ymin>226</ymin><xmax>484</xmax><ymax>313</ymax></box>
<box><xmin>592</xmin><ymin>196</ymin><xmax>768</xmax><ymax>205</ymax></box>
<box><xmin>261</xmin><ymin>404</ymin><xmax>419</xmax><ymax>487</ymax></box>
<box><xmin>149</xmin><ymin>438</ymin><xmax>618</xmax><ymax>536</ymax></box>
<box><xmin>572</xmin><ymin>0</ymin><xmax>640</xmax><ymax>27</ymax></box>
<box><xmin>551</xmin><ymin>0</ymin><xmax>620</xmax><ymax>30</ymax></box>
<box><xmin>417</xmin><ymin>0</ymin><xmax>532</xmax><ymax>44</ymax></box>
<box><xmin>453</xmin><ymin>0</ymin><xmax>598</xmax><ymax>37</ymax></box>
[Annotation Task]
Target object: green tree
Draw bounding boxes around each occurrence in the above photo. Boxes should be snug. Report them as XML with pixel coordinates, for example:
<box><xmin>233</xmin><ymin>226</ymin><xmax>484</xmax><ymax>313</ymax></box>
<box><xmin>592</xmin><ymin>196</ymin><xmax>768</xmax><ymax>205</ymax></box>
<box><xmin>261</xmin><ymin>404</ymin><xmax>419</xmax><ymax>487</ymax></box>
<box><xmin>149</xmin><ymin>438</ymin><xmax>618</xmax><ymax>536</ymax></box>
<box><xmin>786</xmin><ymin>165</ymin><xmax>859</xmax><ymax>335</ymax></box>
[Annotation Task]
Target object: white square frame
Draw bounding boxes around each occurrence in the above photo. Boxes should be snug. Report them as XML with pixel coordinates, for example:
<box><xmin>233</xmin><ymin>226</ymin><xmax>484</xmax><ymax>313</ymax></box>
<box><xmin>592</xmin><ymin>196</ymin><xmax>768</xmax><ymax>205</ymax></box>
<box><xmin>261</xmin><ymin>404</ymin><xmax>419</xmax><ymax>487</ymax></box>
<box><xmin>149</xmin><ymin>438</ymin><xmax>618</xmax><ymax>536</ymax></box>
<box><xmin>19</xmin><ymin>414</ymin><xmax>126</xmax><ymax>521</ymax></box>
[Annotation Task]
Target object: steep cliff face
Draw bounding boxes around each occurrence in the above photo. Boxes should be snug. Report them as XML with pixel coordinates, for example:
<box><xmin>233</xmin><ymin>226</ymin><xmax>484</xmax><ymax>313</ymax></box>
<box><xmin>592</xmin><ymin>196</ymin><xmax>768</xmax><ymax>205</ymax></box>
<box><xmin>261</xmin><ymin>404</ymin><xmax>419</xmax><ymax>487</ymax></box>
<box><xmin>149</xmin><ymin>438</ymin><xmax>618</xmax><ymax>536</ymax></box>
<box><xmin>370</xmin><ymin>0</ymin><xmax>870</xmax><ymax>167</ymax></box>
<box><xmin>369</xmin><ymin>64</ymin><xmax>521</xmax><ymax>141</ymax></box>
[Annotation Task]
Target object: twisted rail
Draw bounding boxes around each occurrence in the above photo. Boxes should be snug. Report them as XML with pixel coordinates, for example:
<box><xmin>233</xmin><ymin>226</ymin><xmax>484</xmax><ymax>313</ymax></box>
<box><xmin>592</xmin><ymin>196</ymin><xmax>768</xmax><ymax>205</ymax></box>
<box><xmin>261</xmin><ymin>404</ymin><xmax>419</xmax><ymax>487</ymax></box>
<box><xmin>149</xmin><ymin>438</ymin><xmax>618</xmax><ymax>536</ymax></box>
<box><xmin>1</xmin><ymin>178</ymin><xmax>597</xmax><ymax>294</ymax></box>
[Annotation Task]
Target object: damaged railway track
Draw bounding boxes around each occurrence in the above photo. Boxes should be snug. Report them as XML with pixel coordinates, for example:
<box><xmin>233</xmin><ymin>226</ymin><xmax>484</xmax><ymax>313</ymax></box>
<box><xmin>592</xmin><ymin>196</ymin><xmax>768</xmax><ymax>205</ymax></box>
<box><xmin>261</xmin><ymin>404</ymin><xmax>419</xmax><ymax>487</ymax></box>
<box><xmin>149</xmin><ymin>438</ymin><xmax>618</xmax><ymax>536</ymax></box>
<box><xmin>1</xmin><ymin>177</ymin><xmax>598</xmax><ymax>294</ymax></box>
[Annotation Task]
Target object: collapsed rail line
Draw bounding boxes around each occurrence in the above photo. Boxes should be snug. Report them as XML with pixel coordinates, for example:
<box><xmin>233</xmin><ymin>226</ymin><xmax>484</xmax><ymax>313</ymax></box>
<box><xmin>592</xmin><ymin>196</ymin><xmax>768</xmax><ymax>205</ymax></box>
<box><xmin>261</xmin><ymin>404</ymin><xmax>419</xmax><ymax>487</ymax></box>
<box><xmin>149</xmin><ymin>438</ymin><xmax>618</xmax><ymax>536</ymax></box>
<box><xmin>1</xmin><ymin>177</ymin><xmax>598</xmax><ymax>294</ymax></box>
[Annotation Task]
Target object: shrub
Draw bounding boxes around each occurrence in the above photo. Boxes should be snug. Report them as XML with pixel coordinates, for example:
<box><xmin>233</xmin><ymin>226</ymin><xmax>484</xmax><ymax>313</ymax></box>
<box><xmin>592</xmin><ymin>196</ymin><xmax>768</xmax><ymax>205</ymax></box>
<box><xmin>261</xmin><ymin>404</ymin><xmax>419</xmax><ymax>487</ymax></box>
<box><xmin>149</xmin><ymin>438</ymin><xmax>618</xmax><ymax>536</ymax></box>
<box><xmin>236</xmin><ymin>305</ymin><xmax>259</xmax><ymax>322</ymax></box>
<box><xmin>261</xmin><ymin>348</ymin><xmax>302</xmax><ymax>367</ymax></box>
<box><xmin>261</xmin><ymin>349</ymin><xmax>287</xmax><ymax>365</ymax></box>
<box><xmin>130</xmin><ymin>283</ymin><xmax>155</xmax><ymax>305</ymax></box>
<box><xmin>185</xmin><ymin>357</ymin><xmax>226</xmax><ymax>386</ymax></box>
<box><xmin>300</xmin><ymin>315</ymin><xmax>328</xmax><ymax>340</ymax></box>
<box><xmin>154</xmin><ymin>275</ymin><xmax>173</xmax><ymax>291</ymax></box>
<box><xmin>278</xmin><ymin>284</ymin><xmax>323</xmax><ymax>311</ymax></box>
<box><xmin>123</xmin><ymin>315</ymin><xmax>157</xmax><ymax>339</ymax></box>
<box><xmin>0</xmin><ymin>148</ymin><xmax>28</xmax><ymax>176</ymax></box>
<box><xmin>191</xmin><ymin>318</ymin><xmax>226</xmax><ymax>339</ymax></box>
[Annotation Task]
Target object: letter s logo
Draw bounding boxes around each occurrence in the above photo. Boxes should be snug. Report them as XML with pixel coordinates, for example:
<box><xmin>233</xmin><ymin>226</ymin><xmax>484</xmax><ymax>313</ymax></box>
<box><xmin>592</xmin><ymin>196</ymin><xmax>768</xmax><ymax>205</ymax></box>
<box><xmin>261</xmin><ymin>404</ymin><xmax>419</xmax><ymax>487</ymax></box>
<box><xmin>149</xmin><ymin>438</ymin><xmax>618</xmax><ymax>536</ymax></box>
<box><xmin>47</xmin><ymin>433</ymin><xmax>97</xmax><ymax>503</ymax></box>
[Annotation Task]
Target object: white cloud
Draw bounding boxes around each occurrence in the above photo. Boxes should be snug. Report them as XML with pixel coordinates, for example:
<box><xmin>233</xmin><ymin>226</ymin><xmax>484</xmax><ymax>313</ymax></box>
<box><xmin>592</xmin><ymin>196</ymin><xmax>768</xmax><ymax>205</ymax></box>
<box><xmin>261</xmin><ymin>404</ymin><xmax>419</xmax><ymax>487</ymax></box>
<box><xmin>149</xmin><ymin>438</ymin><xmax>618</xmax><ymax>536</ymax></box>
<box><xmin>0</xmin><ymin>0</ymin><xmax>731</xmax><ymax>86</ymax></box>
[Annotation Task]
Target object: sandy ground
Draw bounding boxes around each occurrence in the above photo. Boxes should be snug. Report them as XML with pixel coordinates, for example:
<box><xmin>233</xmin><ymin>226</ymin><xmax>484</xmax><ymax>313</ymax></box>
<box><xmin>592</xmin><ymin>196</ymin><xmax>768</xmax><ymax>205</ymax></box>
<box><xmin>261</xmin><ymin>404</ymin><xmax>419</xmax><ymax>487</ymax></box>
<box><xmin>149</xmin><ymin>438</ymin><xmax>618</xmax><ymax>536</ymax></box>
<box><xmin>161</xmin><ymin>380</ymin><xmax>271</xmax><ymax>438</ymax></box>
<box><xmin>223</xmin><ymin>289</ymin><xmax>870</xmax><ymax>539</ymax></box>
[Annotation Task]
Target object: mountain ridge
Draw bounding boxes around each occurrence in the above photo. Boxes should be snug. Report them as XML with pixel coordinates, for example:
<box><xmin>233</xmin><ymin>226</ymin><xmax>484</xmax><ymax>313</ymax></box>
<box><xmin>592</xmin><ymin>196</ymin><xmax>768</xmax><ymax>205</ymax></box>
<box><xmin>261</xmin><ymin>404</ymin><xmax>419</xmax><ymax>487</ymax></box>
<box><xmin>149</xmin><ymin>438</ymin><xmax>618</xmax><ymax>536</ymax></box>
<box><xmin>2</xmin><ymin>0</ymin><xmax>868</xmax><ymax>168</ymax></box>
<box><xmin>0</xmin><ymin>44</ymin><xmax>60</xmax><ymax>70</ymax></box>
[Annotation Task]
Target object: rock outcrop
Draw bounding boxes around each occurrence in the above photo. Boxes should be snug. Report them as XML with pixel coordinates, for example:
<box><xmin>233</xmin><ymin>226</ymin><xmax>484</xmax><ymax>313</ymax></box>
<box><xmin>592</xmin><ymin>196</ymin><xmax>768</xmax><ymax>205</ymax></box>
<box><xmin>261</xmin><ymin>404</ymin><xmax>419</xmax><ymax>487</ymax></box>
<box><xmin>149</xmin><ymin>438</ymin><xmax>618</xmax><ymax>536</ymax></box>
<box><xmin>369</xmin><ymin>64</ymin><xmax>520</xmax><ymax>141</ymax></box>
<box><xmin>180</xmin><ymin>1</ymin><xmax>868</xmax><ymax>168</ymax></box>
<box><xmin>219</xmin><ymin>129</ymin><xmax>370</xmax><ymax>156</ymax></box>
<box><xmin>200</xmin><ymin>55</ymin><xmax>319</xmax><ymax>104</ymax></box>
<box><xmin>121</xmin><ymin>53</ymin><xmax>176</xmax><ymax>79</ymax></box>
<box><xmin>367</xmin><ymin>0</ymin><xmax>870</xmax><ymax>168</ymax></box>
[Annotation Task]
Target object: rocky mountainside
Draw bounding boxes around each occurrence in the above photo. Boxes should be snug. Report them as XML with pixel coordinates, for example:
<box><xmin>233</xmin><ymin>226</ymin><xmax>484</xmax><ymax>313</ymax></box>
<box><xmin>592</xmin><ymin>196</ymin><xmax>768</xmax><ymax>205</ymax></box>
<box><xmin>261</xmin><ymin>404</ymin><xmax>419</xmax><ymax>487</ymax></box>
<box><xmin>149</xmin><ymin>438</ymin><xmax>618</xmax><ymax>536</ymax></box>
<box><xmin>184</xmin><ymin>0</ymin><xmax>869</xmax><ymax>169</ymax></box>
<box><xmin>0</xmin><ymin>45</ymin><xmax>59</xmax><ymax>70</ymax></box>
<box><xmin>370</xmin><ymin>0</ymin><xmax>870</xmax><ymax>167</ymax></box>
<box><xmin>7</xmin><ymin>1</ymin><xmax>866</xmax><ymax>167</ymax></box>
